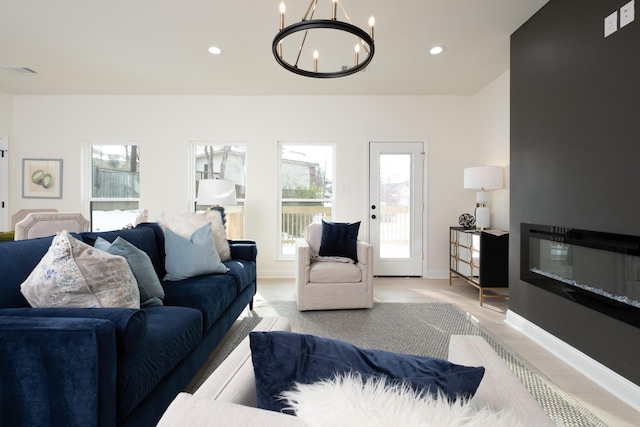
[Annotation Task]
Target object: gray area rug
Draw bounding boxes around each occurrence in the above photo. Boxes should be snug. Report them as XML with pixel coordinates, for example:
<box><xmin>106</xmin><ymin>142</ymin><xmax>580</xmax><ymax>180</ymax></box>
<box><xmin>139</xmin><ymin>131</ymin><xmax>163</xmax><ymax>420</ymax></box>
<box><xmin>194</xmin><ymin>300</ymin><xmax>606</xmax><ymax>427</ymax></box>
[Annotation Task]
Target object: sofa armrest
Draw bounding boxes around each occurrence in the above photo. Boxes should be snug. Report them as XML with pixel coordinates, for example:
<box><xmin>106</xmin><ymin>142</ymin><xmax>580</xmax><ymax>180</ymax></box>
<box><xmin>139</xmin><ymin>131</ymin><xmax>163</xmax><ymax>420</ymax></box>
<box><xmin>295</xmin><ymin>239</ymin><xmax>312</xmax><ymax>288</ymax></box>
<box><xmin>356</xmin><ymin>241</ymin><xmax>373</xmax><ymax>284</ymax></box>
<box><xmin>228</xmin><ymin>240</ymin><xmax>257</xmax><ymax>261</ymax></box>
<box><xmin>355</xmin><ymin>241</ymin><xmax>371</xmax><ymax>266</ymax></box>
<box><xmin>0</xmin><ymin>307</ymin><xmax>147</xmax><ymax>354</ymax></box>
<box><xmin>0</xmin><ymin>316</ymin><xmax>118</xmax><ymax>427</ymax></box>
<box><xmin>448</xmin><ymin>335</ymin><xmax>555</xmax><ymax>426</ymax></box>
<box><xmin>158</xmin><ymin>393</ymin><xmax>305</xmax><ymax>427</ymax></box>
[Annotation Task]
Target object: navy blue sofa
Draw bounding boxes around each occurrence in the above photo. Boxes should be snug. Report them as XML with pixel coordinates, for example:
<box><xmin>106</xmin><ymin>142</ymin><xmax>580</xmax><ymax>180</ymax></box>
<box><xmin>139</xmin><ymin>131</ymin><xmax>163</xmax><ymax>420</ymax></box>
<box><xmin>0</xmin><ymin>222</ymin><xmax>257</xmax><ymax>427</ymax></box>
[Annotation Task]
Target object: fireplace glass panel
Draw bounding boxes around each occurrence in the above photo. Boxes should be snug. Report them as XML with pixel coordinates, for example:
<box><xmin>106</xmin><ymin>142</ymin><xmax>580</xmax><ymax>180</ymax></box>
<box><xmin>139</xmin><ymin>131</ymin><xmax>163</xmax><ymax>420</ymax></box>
<box><xmin>523</xmin><ymin>224</ymin><xmax>640</xmax><ymax>310</ymax></box>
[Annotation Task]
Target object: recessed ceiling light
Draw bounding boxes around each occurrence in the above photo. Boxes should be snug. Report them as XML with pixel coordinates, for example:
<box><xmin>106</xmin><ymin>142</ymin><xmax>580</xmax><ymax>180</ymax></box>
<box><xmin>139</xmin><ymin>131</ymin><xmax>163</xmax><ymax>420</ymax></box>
<box><xmin>208</xmin><ymin>46</ymin><xmax>222</xmax><ymax>55</ymax></box>
<box><xmin>429</xmin><ymin>46</ymin><xmax>445</xmax><ymax>55</ymax></box>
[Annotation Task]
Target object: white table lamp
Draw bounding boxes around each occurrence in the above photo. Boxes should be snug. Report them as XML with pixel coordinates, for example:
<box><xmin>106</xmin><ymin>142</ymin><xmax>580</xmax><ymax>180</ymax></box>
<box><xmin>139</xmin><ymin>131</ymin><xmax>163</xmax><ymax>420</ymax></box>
<box><xmin>197</xmin><ymin>179</ymin><xmax>237</xmax><ymax>225</ymax></box>
<box><xmin>197</xmin><ymin>179</ymin><xmax>237</xmax><ymax>207</ymax></box>
<box><xmin>464</xmin><ymin>166</ymin><xmax>504</xmax><ymax>230</ymax></box>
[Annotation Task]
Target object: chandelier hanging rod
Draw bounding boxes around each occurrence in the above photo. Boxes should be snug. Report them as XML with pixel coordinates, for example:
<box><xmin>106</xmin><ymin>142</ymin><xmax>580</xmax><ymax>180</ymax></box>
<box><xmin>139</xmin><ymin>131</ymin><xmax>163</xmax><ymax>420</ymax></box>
<box><xmin>294</xmin><ymin>1</ymin><xmax>319</xmax><ymax>69</ymax></box>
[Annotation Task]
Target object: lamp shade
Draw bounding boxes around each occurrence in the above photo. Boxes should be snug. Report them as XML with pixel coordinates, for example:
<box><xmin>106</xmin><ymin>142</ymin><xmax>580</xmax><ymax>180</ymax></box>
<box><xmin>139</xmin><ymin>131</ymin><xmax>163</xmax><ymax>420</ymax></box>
<box><xmin>463</xmin><ymin>166</ymin><xmax>504</xmax><ymax>190</ymax></box>
<box><xmin>197</xmin><ymin>179</ymin><xmax>237</xmax><ymax>206</ymax></box>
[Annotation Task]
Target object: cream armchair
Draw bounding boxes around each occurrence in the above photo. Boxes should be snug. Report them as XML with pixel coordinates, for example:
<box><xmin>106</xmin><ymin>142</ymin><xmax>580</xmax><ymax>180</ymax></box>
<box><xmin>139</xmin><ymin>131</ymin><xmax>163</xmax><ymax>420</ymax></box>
<box><xmin>295</xmin><ymin>222</ymin><xmax>374</xmax><ymax>311</ymax></box>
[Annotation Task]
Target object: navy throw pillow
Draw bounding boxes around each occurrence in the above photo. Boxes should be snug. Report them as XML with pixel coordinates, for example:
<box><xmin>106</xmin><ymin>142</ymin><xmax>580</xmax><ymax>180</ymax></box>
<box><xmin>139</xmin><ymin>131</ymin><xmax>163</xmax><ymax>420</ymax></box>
<box><xmin>249</xmin><ymin>331</ymin><xmax>485</xmax><ymax>414</ymax></box>
<box><xmin>318</xmin><ymin>220</ymin><xmax>360</xmax><ymax>262</ymax></box>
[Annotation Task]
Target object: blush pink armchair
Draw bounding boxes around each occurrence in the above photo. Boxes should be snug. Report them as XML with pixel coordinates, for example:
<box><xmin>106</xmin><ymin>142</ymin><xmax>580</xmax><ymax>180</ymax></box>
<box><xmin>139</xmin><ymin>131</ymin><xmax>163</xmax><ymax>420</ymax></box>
<box><xmin>295</xmin><ymin>222</ymin><xmax>374</xmax><ymax>311</ymax></box>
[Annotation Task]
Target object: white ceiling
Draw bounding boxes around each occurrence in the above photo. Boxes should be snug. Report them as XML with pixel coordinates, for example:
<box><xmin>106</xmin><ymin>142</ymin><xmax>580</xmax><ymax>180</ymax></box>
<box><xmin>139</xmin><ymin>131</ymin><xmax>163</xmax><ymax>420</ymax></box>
<box><xmin>0</xmin><ymin>0</ymin><xmax>549</xmax><ymax>96</ymax></box>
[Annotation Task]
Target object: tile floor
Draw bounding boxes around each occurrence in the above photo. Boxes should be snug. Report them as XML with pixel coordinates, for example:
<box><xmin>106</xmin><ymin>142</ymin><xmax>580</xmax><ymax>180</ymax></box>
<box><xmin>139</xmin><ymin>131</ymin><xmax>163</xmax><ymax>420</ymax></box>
<box><xmin>254</xmin><ymin>277</ymin><xmax>640</xmax><ymax>426</ymax></box>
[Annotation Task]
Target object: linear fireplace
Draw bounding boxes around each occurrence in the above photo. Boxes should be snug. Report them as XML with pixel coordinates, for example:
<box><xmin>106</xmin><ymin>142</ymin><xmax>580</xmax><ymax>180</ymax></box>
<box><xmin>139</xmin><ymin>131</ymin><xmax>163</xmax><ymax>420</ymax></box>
<box><xmin>521</xmin><ymin>223</ymin><xmax>640</xmax><ymax>328</ymax></box>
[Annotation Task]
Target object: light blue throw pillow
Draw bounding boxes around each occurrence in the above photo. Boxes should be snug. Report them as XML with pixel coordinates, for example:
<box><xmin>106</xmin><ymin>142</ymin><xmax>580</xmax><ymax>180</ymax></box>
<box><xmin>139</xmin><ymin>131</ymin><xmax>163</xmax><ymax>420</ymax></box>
<box><xmin>164</xmin><ymin>222</ymin><xmax>229</xmax><ymax>281</ymax></box>
<box><xmin>94</xmin><ymin>236</ymin><xmax>165</xmax><ymax>307</ymax></box>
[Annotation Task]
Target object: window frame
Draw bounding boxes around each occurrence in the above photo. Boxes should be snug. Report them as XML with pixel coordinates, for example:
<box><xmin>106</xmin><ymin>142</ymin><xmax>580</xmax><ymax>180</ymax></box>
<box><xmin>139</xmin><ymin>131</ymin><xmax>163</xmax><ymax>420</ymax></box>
<box><xmin>190</xmin><ymin>142</ymin><xmax>247</xmax><ymax>239</ymax></box>
<box><xmin>86</xmin><ymin>141</ymin><xmax>141</xmax><ymax>232</ymax></box>
<box><xmin>278</xmin><ymin>141</ymin><xmax>335</xmax><ymax>259</ymax></box>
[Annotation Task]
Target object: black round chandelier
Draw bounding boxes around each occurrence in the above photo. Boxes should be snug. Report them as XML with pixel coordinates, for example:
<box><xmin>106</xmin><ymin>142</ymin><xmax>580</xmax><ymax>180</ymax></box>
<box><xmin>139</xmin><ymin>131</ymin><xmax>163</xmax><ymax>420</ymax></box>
<box><xmin>272</xmin><ymin>0</ymin><xmax>375</xmax><ymax>78</ymax></box>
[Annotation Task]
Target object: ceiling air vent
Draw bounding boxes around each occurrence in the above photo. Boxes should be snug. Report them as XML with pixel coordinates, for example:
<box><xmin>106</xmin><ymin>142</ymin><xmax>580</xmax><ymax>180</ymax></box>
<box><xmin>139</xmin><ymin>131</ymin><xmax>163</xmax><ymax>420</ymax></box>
<box><xmin>1</xmin><ymin>67</ymin><xmax>37</xmax><ymax>74</ymax></box>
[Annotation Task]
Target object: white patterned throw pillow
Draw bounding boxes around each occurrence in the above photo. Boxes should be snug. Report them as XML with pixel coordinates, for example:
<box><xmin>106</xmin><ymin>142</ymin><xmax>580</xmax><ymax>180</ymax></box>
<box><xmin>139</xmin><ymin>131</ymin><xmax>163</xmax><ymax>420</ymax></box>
<box><xmin>20</xmin><ymin>231</ymin><xmax>140</xmax><ymax>308</ymax></box>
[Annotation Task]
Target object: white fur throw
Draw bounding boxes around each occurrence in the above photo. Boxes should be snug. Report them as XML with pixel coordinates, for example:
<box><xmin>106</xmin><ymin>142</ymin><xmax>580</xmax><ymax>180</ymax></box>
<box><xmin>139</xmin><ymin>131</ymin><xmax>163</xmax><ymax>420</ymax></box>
<box><xmin>280</xmin><ymin>373</ymin><xmax>527</xmax><ymax>427</ymax></box>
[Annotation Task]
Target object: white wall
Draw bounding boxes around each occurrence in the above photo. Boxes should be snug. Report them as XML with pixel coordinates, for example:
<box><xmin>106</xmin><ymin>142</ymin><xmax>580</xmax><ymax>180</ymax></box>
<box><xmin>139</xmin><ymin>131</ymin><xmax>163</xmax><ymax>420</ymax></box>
<box><xmin>472</xmin><ymin>71</ymin><xmax>510</xmax><ymax>232</ymax></box>
<box><xmin>9</xmin><ymin>84</ymin><xmax>509</xmax><ymax>278</ymax></box>
<box><xmin>0</xmin><ymin>90</ymin><xmax>11</xmax><ymax>136</ymax></box>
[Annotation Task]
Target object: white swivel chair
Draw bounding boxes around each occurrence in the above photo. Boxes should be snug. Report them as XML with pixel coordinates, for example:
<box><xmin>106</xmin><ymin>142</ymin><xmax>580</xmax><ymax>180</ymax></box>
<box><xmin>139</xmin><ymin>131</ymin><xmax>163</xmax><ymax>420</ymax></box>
<box><xmin>14</xmin><ymin>212</ymin><xmax>90</xmax><ymax>240</ymax></box>
<box><xmin>295</xmin><ymin>222</ymin><xmax>374</xmax><ymax>311</ymax></box>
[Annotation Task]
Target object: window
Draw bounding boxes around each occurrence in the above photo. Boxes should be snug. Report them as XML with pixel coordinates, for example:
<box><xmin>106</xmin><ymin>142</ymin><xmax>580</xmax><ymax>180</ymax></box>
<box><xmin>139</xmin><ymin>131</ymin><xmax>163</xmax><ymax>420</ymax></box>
<box><xmin>193</xmin><ymin>144</ymin><xmax>246</xmax><ymax>239</ymax></box>
<box><xmin>279</xmin><ymin>143</ymin><xmax>334</xmax><ymax>257</ymax></box>
<box><xmin>89</xmin><ymin>143</ymin><xmax>140</xmax><ymax>231</ymax></box>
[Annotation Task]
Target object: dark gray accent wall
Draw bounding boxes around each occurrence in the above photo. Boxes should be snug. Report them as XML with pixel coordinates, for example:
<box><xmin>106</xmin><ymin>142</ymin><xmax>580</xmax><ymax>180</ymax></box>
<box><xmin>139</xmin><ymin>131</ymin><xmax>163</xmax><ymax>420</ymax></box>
<box><xmin>510</xmin><ymin>0</ymin><xmax>640</xmax><ymax>385</ymax></box>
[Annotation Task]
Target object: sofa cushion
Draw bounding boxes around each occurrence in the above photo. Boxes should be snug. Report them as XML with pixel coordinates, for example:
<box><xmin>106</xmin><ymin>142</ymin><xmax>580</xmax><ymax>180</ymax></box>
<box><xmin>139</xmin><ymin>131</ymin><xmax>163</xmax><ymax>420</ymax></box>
<box><xmin>223</xmin><ymin>259</ymin><xmax>257</xmax><ymax>294</ymax></box>
<box><xmin>0</xmin><ymin>307</ymin><xmax>146</xmax><ymax>354</ymax></box>
<box><xmin>309</xmin><ymin>261</ymin><xmax>362</xmax><ymax>283</ymax></box>
<box><xmin>20</xmin><ymin>231</ymin><xmax>140</xmax><ymax>309</ymax></box>
<box><xmin>164</xmin><ymin>223</ymin><xmax>229</xmax><ymax>281</ymax></box>
<box><xmin>250</xmin><ymin>331</ymin><xmax>485</xmax><ymax>413</ymax></box>
<box><xmin>95</xmin><ymin>236</ymin><xmax>165</xmax><ymax>307</ymax></box>
<box><xmin>319</xmin><ymin>220</ymin><xmax>360</xmax><ymax>262</ymax></box>
<box><xmin>117</xmin><ymin>306</ymin><xmax>203</xmax><ymax>421</ymax></box>
<box><xmin>81</xmin><ymin>225</ymin><xmax>165</xmax><ymax>279</ymax></box>
<box><xmin>162</xmin><ymin>274</ymin><xmax>237</xmax><ymax>333</ymax></box>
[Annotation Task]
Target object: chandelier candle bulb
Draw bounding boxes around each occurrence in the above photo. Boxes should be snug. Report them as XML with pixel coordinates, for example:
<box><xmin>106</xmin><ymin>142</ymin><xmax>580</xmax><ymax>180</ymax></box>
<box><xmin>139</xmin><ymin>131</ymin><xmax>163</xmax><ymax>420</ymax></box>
<box><xmin>278</xmin><ymin>40</ymin><xmax>283</xmax><ymax>58</ymax></box>
<box><xmin>354</xmin><ymin>43</ymin><xmax>360</xmax><ymax>65</ymax></box>
<box><xmin>279</xmin><ymin>2</ymin><xmax>286</xmax><ymax>30</ymax></box>
<box><xmin>369</xmin><ymin>16</ymin><xmax>375</xmax><ymax>39</ymax></box>
<box><xmin>313</xmin><ymin>50</ymin><xmax>319</xmax><ymax>72</ymax></box>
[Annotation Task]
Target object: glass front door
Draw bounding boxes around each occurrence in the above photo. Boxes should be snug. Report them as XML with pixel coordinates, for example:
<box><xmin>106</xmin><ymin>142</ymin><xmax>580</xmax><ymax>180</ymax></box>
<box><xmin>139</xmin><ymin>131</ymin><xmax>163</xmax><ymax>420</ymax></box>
<box><xmin>369</xmin><ymin>142</ymin><xmax>424</xmax><ymax>276</ymax></box>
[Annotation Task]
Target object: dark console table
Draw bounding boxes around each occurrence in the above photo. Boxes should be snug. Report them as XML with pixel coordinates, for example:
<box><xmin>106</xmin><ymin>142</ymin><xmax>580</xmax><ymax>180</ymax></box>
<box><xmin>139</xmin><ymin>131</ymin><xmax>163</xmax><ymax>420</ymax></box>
<box><xmin>449</xmin><ymin>227</ymin><xmax>509</xmax><ymax>305</ymax></box>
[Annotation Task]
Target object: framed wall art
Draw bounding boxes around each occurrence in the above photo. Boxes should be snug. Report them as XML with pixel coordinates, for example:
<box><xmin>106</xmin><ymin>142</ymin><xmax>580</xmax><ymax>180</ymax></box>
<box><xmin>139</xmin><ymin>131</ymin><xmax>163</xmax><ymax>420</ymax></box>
<box><xmin>22</xmin><ymin>158</ymin><xmax>63</xmax><ymax>199</ymax></box>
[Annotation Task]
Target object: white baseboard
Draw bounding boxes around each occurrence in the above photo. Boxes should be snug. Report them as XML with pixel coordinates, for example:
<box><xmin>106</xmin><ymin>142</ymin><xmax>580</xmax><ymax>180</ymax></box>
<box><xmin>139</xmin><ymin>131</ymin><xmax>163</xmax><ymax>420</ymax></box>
<box><xmin>505</xmin><ymin>310</ymin><xmax>640</xmax><ymax>412</ymax></box>
<box><xmin>426</xmin><ymin>269</ymin><xmax>449</xmax><ymax>279</ymax></box>
<box><xmin>260</xmin><ymin>269</ymin><xmax>452</xmax><ymax>280</ymax></box>
<box><xmin>258</xmin><ymin>270</ymin><xmax>294</xmax><ymax>279</ymax></box>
